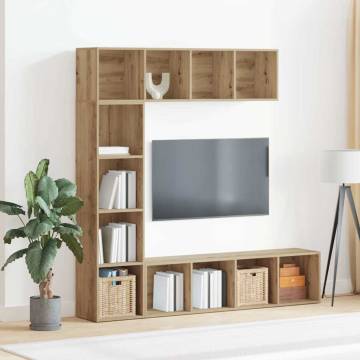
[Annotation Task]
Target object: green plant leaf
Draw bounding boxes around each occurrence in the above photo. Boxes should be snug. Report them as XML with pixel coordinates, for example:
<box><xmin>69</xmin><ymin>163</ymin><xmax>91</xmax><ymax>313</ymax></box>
<box><xmin>4</xmin><ymin>227</ymin><xmax>26</xmax><ymax>244</ymax></box>
<box><xmin>24</xmin><ymin>218</ymin><xmax>53</xmax><ymax>239</ymax></box>
<box><xmin>0</xmin><ymin>201</ymin><xmax>25</xmax><ymax>216</ymax></box>
<box><xmin>37</xmin><ymin>176</ymin><xmax>58</xmax><ymax>205</ymax></box>
<box><xmin>35</xmin><ymin>159</ymin><xmax>49</xmax><ymax>179</ymax></box>
<box><xmin>48</xmin><ymin>210</ymin><xmax>61</xmax><ymax>226</ymax></box>
<box><xmin>54</xmin><ymin>196</ymin><xmax>83</xmax><ymax>216</ymax></box>
<box><xmin>24</xmin><ymin>171</ymin><xmax>38</xmax><ymax>218</ymax></box>
<box><xmin>1</xmin><ymin>248</ymin><xmax>28</xmax><ymax>271</ymax></box>
<box><xmin>35</xmin><ymin>196</ymin><xmax>50</xmax><ymax>216</ymax></box>
<box><xmin>25</xmin><ymin>239</ymin><xmax>57</xmax><ymax>283</ymax></box>
<box><xmin>54</xmin><ymin>223</ymin><xmax>83</xmax><ymax>237</ymax></box>
<box><xmin>55</xmin><ymin>178</ymin><xmax>76</xmax><ymax>198</ymax></box>
<box><xmin>60</xmin><ymin>233</ymin><xmax>83</xmax><ymax>263</ymax></box>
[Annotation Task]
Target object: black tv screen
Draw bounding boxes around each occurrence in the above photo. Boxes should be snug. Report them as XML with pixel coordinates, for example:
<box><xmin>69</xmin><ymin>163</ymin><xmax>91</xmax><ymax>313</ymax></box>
<box><xmin>152</xmin><ymin>138</ymin><xmax>269</xmax><ymax>220</ymax></box>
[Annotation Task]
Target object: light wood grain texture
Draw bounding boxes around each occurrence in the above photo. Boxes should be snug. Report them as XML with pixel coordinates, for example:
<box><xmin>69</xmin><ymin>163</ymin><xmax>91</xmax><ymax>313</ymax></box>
<box><xmin>99</xmin><ymin>50</ymin><xmax>144</xmax><ymax>100</ymax></box>
<box><xmin>236</xmin><ymin>51</ymin><xmax>277</xmax><ymax>99</ymax></box>
<box><xmin>98</xmin><ymin>208</ymin><xmax>143</xmax><ymax>214</ymax></box>
<box><xmin>99</xmin><ymin>104</ymin><xmax>143</xmax><ymax>155</ymax></box>
<box><xmin>280</xmin><ymin>275</ymin><xmax>306</xmax><ymax>288</ymax></box>
<box><xmin>76</xmin><ymin>48</ymin><xmax>99</xmax><ymax>322</ymax></box>
<box><xmin>145</xmin><ymin>50</ymin><xmax>190</xmax><ymax>99</ymax></box>
<box><xmin>192</xmin><ymin>51</ymin><xmax>234</xmax><ymax>99</ymax></box>
<box><xmin>146</xmin><ymin>248</ymin><xmax>319</xmax><ymax>265</ymax></box>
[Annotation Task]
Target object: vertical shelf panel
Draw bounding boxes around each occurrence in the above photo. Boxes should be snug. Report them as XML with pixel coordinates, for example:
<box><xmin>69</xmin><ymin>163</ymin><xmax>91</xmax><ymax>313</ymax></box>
<box><xmin>145</xmin><ymin>50</ymin><xmax>191</xmax><ymax>99</ymax></box>
<box><xmin>99</xmin><ymin>49</ymin><xmax>144</xmax><ymax>100</ymax></box>
<box><xmin>192</xmin><ymin>51</ymin><xmax>234</xmax><ymax>99</ymax></box>
<box><xmin>76</xmin><ymin>48</ymin><xmax>99</xmax><ymax>321</ymax></box>
<box><xmin>236</xmin><ymin>51</ymin><xmax>277</xmax><ymax>99</ymax></box>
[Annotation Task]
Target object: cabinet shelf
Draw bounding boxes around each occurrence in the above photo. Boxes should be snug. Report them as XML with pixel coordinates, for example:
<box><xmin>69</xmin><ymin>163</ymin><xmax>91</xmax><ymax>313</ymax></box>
<box><xmin>99</xmin><ymin>261</ymin><xmax>143</xmax><ymax>268</ymax></box>
<box><xmin>98</xmin><ymin>154</ymin><xmax>143</xmax><ymax>160</ymax></box>
<box><xmin>98</xmin><ymin>208</ymin><xmax>143</xmax><ymax>214</ymax></box>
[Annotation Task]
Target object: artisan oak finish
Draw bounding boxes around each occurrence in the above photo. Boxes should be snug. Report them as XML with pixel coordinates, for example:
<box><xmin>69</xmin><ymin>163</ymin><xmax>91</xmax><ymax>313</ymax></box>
<box><xmin>76</xmin><ymin>48</ymin><xmax>320</xmax><ymax>323</ymax></box>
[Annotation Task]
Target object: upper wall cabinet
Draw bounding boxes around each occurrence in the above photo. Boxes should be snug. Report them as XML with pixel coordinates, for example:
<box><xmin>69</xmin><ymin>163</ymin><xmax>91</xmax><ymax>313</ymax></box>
<box><xmin>97</xmin><ymin>48</ymin><xmax>277</xmax><ymax>101</ymax></box>
<box><xmin>99</xmin><ymin>49</ymin><xmax>145</xmax><ymax>100</ymax></box>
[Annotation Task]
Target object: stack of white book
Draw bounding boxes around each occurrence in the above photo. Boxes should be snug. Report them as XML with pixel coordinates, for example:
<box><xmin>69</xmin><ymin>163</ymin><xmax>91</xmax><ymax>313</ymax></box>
<box><xmin>153</xmin><ymin>271</ymin><xmax>184</xmax><ymax>312</ymax></box>
<box><xmin>99</xmin><ymin>170</ymin><xmax>136</xmax><ymax>209</ymax></box>
<box><xmin>192</xmin><ymin>268</ymin><xmax>225</xmax><ymax>309</ymax></box>
<box><xmin>98</xmin><ymin>146</ymin><xmax>129</xmax><ymax>156</ymax></box>
<box><xmin>98</xmin><ymin>222</ymin><xmax>136</xmax><ymax>264</ymax></box>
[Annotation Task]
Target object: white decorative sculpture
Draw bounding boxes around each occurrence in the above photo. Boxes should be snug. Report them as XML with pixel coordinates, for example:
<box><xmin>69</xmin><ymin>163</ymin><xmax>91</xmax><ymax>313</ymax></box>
<box><xmin>145</xmin><ymin>72</ymin><xmax>170</xmax><ymax>100</ymax></box>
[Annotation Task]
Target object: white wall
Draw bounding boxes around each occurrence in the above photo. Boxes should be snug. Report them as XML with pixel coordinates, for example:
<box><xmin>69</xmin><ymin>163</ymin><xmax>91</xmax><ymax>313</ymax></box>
<box><xmin>1</xmin><ymin>0</ymin><xmax>353</xmax><ymax>318</ymax></box>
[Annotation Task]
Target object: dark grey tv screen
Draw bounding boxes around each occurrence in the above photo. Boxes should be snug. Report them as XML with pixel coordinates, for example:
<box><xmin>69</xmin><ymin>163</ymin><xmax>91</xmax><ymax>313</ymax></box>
<box><xmin>152</xmin><ymin>138</ymin><xmax>269</xmax><ymax>220</ymax></box>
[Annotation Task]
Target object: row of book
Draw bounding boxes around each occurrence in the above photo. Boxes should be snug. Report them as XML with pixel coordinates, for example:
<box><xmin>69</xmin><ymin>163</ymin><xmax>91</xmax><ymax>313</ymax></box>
<box><xmin>99</xmin><ymin>170</ymin><xmax>136</xmax><ymax>209</ymax></box>
<box><xmin>99</xmin><ymin>146</ymin><xmax>129</xmax><ymax>156</ymax></box>
<box><xmin>192</xmin><ymin>269</ymin><xmax>226</xmax><ymax>309</ymax></box>
<box><xmin>98</xmin><ymin>223</ymin><xmax>136</xmax><ymax>264</ymax></box>
<box><xmin>153</xmin><ymin>271</ymin><xmax>184</xmax><ymax>312</ymax></box>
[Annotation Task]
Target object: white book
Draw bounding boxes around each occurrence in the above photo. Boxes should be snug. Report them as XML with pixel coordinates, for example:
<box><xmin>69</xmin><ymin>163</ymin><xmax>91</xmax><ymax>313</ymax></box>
<box><xmin>109</xmin><ymin>223</ymin><xmax>127</xmax><ymax>262</ymax></box>
<box><xmin>217</xmin><ymin>270</ymin><xmax>222</xmax><ymax>308</ymax></box>
<box><xmin>108</xmin><ymin>171</ymin><xmax>127</xmax><ymax>209</ymax></box>
<box><xmin>156</xmin><ymin>272</ymin><xmax>175</xmax><ymax>311</ymax></box>
<box><xmin>192</xmin><ymin>270</ymin><xmax>207</xmax><ymax>309</ymax></box>
<box><xmin>101</xmin><ymin>226</ymin><xmax>117</xmax><ymax>263</ymax></box>
<box><xmin>166</xmin><ymin>271</ymin><xmax>184</xmax><ymax>311</ymax></box>
<box><xmin>123</xmin><ymin>222</ymin><xmax>136</xmax><ymax>262</ymax></box>
<box><xmin>99</xmin><ymin>173</ymin><xmax>118</xmax><ymax>209</ymax></box>
<box><xmin>153</xmin><ymin>273</ymin><xmax>171</xmax><ymax>312</ymax></box>
<box><xmin>98</xmin><ymin>229</ymin><xmax>104</xmax><ymax>265</ymax></box>
<box><xmin>126</xmin><ymin>171</ymin><xmax>136</xmax><ymax>208</ymax></box>
<box><xmin>98</xmin><ymin>146</ymin><xmax>129</xmax><ymax>155</ymax></box>
<box><xmin>201</xmin><ymin>268</ymin><xmax>220</xmax><ymax>308</ymax></box>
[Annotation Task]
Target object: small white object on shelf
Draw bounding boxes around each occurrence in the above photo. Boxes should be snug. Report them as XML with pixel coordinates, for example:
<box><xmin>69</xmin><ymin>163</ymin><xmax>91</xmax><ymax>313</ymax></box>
<box><xmin>145</xmin><ymin>72</ymin><xmax>170</xmax><ymax>100</ymax></box>
<box><xmin>98</xmin><ymin>146</ymin><xmax>129</xmax><ymax>156</ymax></box>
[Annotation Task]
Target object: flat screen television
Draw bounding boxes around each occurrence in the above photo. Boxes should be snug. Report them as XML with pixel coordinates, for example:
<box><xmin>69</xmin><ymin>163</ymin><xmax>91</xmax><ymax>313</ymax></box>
<box><xmin>152</xmin><ymin>138</ymin><xmax>269</xmax><ymax>220</ymax></box>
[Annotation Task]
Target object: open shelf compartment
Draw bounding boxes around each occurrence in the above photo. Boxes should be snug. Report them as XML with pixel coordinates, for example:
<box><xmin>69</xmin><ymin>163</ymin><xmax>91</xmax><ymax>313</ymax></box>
<box><xmin>99</xmin><ymin>158</ymin><xmax>143</xmax><ymax>210</ymax></box>
<box><xmin>279</xmin><ymin>254</ymin><xmax>320</xmax><ymax>304</ymax></box>
<box><xmin>236</xmin><ymin>51</ymin><xmax>277</xmax><ymax>99</ymax></box>
<box><xmin>192</xmin><ymin>51</ymin><xmax>234</xmax><ymax>99</ymax></box>
<box><xmin>99</xmin><ymin>104</ymin><xmax>144</xmax><ymax>156</ymax></box>
<box><xmin>236</xmin><ymin>257</ymin><xmax>279</xmax><ymax>306</ymax></box>
<box><xmin>146</xmin><ymin>263</ymin><xmax>192</xmax><ymax>315</ymax></box>
<box><xmin>192</xmin><ymin>260</ymin><xmax>236</xmax><ymax>309</ymax></box>
<box><xmin>97</xmin><ymin>264</ymin><xmax>144</xmax><ymax>320</ymax></box>
<box><xmin>145</xmin><ymin>50</ymin><xmax>190</xmax><ymax>99</ymax></box>
<box><xmin>99</xmin><ymin>49</ymin><xmax>145</xmax><ymax>100</ymax></box>
<box><xmin>99</xmin><ymin>211</ymin><xmax>144</xmax><ymax>262</ymax></box>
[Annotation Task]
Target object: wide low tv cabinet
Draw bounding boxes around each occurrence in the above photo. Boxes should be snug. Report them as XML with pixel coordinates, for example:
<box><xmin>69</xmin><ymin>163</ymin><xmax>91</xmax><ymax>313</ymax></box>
<box><xmin>75</xmin><ymin>48</ymin><xmax>320</xmax><ymax>323</ymax></box>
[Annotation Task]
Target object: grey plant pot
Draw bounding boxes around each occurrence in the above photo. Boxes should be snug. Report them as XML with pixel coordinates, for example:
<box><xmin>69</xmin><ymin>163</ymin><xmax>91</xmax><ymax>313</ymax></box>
<box><xmin>30</xmin><ymin>295</ymin><xmax>61</xmax><ymax>331</ymax></box>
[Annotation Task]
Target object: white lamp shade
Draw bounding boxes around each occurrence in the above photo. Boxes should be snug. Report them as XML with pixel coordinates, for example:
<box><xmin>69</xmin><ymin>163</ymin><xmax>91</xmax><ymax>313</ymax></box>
<box><xmin>321</xmin><ymin>150</ymin><xmax>360</xmax><ymax>184</ymax></box>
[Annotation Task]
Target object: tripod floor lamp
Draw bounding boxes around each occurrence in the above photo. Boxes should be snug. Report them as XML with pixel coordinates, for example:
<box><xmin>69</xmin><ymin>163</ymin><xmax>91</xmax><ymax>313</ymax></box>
<box><xmin>321</xmin><ymin>150</ymin><xmax>360</xmax><ymax>306</ymax></box>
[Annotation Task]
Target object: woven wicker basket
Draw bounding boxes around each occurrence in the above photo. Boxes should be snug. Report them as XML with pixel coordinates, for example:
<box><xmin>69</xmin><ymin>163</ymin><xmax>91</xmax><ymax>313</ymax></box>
<box><xmin>98</xmin><ymin>275</ymin><xmax>136</xmax><ymax>320</ymax></box>
<box><xmin>236</xmin><ymin>266</ymin><xmax>268</xmax><ymax>306</ymax></box>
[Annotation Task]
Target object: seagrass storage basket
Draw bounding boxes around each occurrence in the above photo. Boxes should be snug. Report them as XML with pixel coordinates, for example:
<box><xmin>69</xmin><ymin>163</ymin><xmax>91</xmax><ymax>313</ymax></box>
<box><xmin>98</xmin><ymin>275</ymin><xmax>136</xmax><ymax>320</ymax></box>
<box><xmin>236</xmin><ymin>266</ymin><xmax>268</xmax><ymax>306</ymax></box>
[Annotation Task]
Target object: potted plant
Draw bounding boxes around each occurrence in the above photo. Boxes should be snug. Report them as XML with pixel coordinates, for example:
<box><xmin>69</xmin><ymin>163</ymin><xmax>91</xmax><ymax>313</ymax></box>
<box><xmin>0</xmin><ymin>159</ymin><xmax>84</xmax><ymax>331</ymax></box>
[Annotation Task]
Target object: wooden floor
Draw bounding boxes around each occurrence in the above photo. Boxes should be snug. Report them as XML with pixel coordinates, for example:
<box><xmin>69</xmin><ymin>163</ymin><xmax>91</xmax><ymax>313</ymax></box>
<box><xmin>1</xmin><ymin>295</ymin><xmax>360</xmax><ymax>359</ymax></box>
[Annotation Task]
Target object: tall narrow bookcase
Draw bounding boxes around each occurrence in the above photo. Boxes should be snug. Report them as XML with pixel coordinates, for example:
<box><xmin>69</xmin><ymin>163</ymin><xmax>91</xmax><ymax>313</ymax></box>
<box><xmin>76</xmin><ymin>48</ymin><xmax>320</xmax><ymax>323</ymax></box>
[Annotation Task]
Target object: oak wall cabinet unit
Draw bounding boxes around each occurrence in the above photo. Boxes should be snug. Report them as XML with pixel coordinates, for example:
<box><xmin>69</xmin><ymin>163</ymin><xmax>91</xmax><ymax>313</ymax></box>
<box><xmin>76</xmin><ymin>48</ymin><xmax>319</xmax><ymax>323</ymax></box>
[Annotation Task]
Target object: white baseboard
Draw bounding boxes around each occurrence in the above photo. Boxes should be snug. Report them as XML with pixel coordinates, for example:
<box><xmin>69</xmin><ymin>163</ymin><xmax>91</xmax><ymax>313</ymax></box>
<box><xmin>0</xmin><ymin>300</ymin><xmax>75</xmax><ymax>322</ymax></box>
